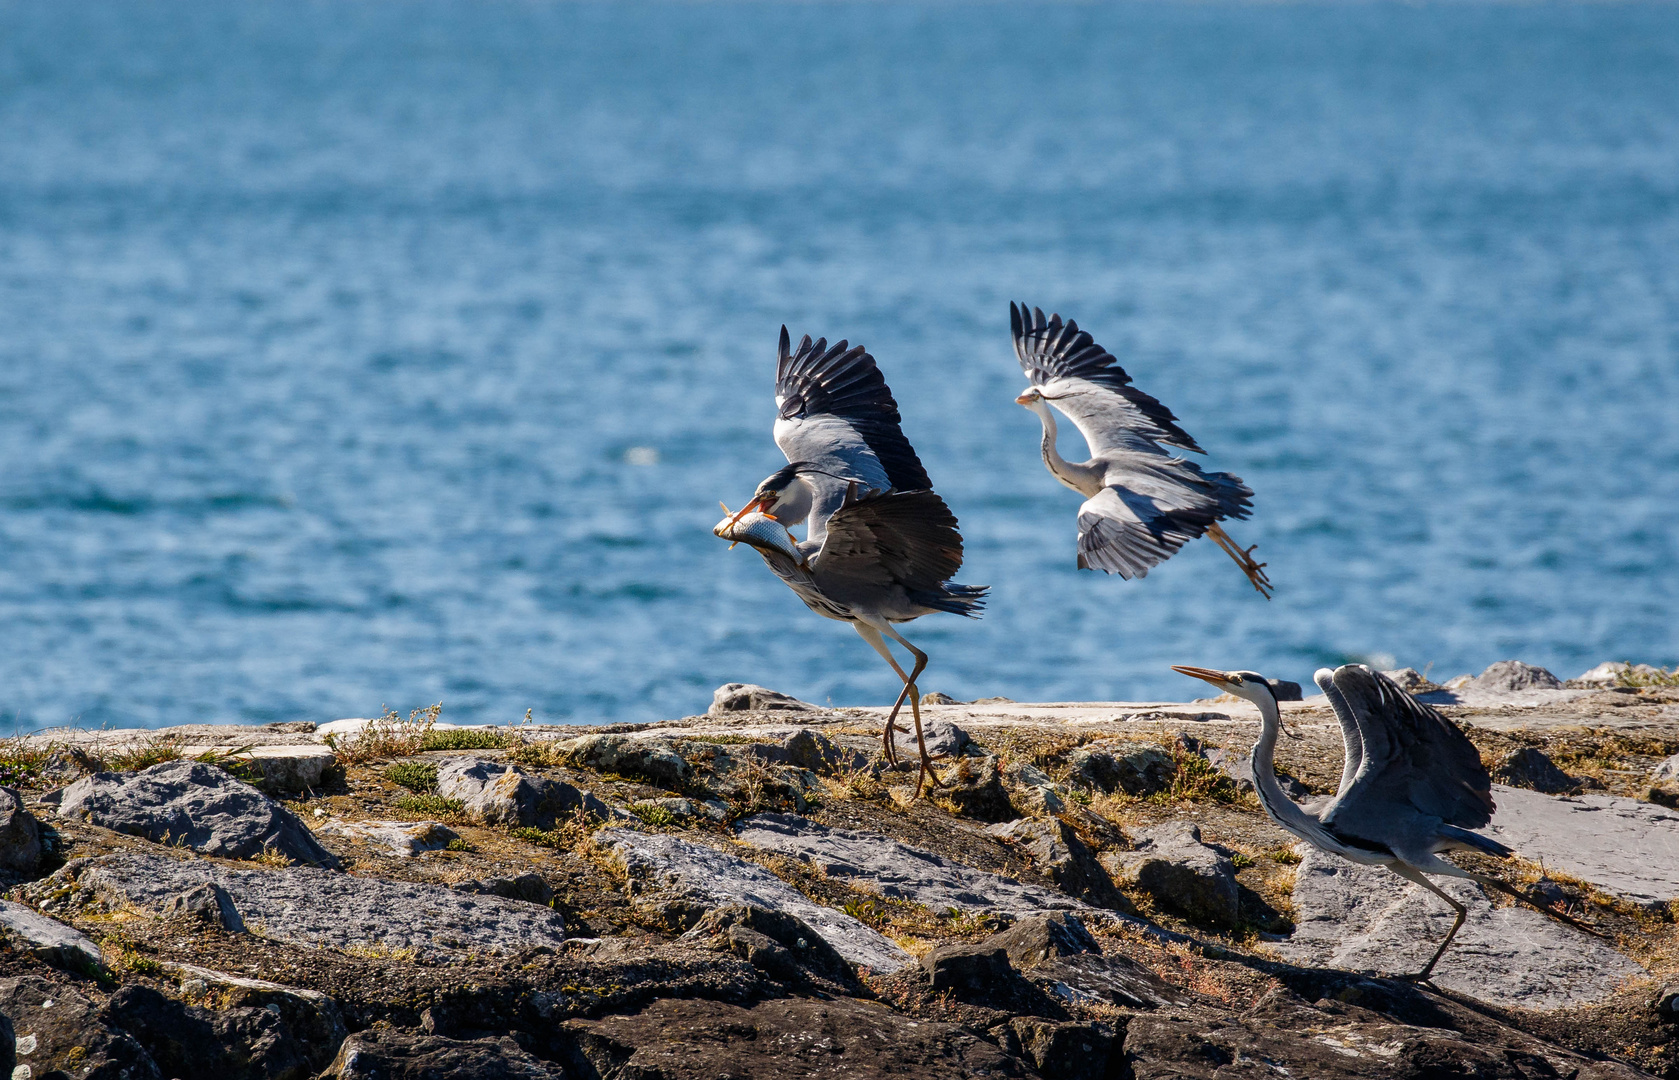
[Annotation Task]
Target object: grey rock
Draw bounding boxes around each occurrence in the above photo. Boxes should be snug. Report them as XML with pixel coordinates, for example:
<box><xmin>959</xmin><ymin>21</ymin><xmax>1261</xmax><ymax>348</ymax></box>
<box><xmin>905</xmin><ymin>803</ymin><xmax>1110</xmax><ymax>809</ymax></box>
<box><xmin>995</xmin><ymin>1017</ymin><xmax>1121</xmax><ymax>1080</ymax></box>
<box><xmin>920</xmin><ymin>691</ymin><xmax>964</xmax><ymax>705</ymax></box>
<box><xmin>558</xmin><ymin>997</ymin><xmax>1031</xmax><ymax>1079</ymax></box>
<box><xmin>598</xmin><ymin>827</ymin><xmax>912</xmax><ymax>973</ymax></box>
<box><xmin>0</xmin><ymin>974</ymin><xmax>163</xmax><ymax>1080</ymax></box>
<box><xmin>685</xmin><ymin>904</ymin><xmax>859</xmax><ymax>991</ymax></box>
<box><xmin>1002</xmin><ymin>760</ymin><xmax>1065</xmax><ymax>815</ymax></box>
<box><xmin>435</xmin><ymin>757</ymin><xmax>616</xmax><ymax>827</ymax></box>
<box><xmin>1486</xmin><ymin>783</ymin><xmax>1679</xmax><ymax>907</ymax></box>
<box><xmin>708</xmin><ymin>682</ymin><xmax>815</xmax><ymax>713</ymax></box>
<box><xmin>1277</xmin><ymin>847</ymin><xmax>1642</xmax><ymax>1009</ymax></box>
<box><xmin>1573</xmin><ymin>660</ymin><xmax>1665</xmax><ymax>686</ymax></box>
<box><xmin>1068</xmin><ymin>743</ymin><xmax>1173</xmax><ymax>796</ymax></box>
<box><xmin>986</xmin><ymin>817</ymin><xmax>1128</xmax><ymax>910</ymax></box>
<box><xmin>920</xmin><ymin>940</ymin><xmax>1014</xmax><ymax>995</ymax></box>
<box><xmin>228</xmin><ymin>745</ymin><xmax>337</xmax><ymax>793</ymax></box>
<box><xmin>315</xmin><ymin>818</ymin><xmax>460</xmax><ymax>856</ymax></box>
<box><xmin>163</xmin><ymin>880</ymin><xmax>246</xmax><ymax>931</ymax></box>
<box><xmin>56</xmin><ymin>760</ymin><xmax>337</xmax><ymax>867</ymax></box>
<box><xmin>0</xmin><ymin>786</ymin><xmax>42</xmax><ymax>873</ymax></box>
<box><xmin>1103</xmin><ymin>821</ymin><xmax>1238</xmax><ymax>928</ymax></box>
<box><xmin>101</xmin><ymin>982</ymin><xmax>328</xmax><ymax>1080</ymax></box>
<box><xmin>937</xmin><ymin>755</ymin><xmax>1016</xmax><ymax>823</ymax></box>
<box><xmin>889</xmin><ymin>717</ymin><xmax>974</xmax><ymax>760</ymax></box>
<box><xmin>1204</xmin><ymin>746</ymin><xmax>1311</xmax><ymax>799</ymax></box>
<box><xmin>552</xmin><ymin>734</ymin><xmax>692</xmax><ymax>787</ymax></box>
<box><xmin>735</xmin><ymin>728</ymin><xmax>869</xmax><ymax>773</ymax></box>
<box><xmin>450</xmin><ymin>873</ymin><xmax>554</xmax><ymax>907</ymax></box>
<box><xmin>988</xmin><ymin>911</ymin><xmax>1102</xmax><ymax>969</ymax></box>
<box><xmin>1492</xmin><ymin>747</ymin><xmax>1581</xmax><ymax>795</ymax></box>
<box><xmin>1267</xmin><ymin>679</ymin><xmax>1303</xmax><ymax>701</ymax></box>
<box><xmin>734</xmin><ymin>813</ymin><xmax>1094</xmax><ymax>918</ymax></box>
<box><xmin>164</xmin><ymin>962</ymin><xmax>346</xmax><ymax>1071</ymax></box>
<box><xmin>329</xmin><ymin>1030</ymin><xmax>559</xmax><ymax>1080</ymax></box>
<box><xmin>1657</xmin><ymin>985</ymin><xmax>1679</xmax><ymax>1016</ymax></box>
<box><xmin>1470</xmin><ymin>659</ymin><xmax>1563</xmax><ymax>692</ymax></box>
<box><xmin>21</xmin><ymin>851</ymin><xmax>567</xmax><ymax>959</ymax></box>
<box><xmin>1652</xmin><ymin>753</ymin><xmax>1679</xmax><ymax>783</ymax></box>
<box><xmin>1380</xmin><ymin>667</ymin><xmax>1441</xmax><ymax>693</ymax></box>
<box><xmin>0</xmin><ymin>899</ymin><xmax>104</xmax><ymax>971</ymax></box>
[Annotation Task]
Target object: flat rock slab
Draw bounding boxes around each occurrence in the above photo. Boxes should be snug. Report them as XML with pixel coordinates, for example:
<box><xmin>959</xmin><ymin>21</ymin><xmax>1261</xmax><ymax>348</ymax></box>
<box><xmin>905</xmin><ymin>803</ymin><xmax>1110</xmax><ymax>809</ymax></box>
<box><xmin>734</xmin><ymin>813</ymin><xmax>1091</xmax><ymax>918</ymax></box>
<box><xmin>1277</xmin><ymin>848</ymin><xmax>1642</xmax><ymax>1010</ymax></box>
<box><xmin>1486</xmin><ymin>784</ymin><xmax>1679</xmax><ymax>906</ymax></box>
<box><xmin>598</xmin><ymin>829</ymin><xmax>911</xmax><ymax>974</ymax></box>
<box><xmin>184</xmin><ymin>744</ymin><xmax>337</xmax><ymax>791</ymax></box>
<box><xmin>57</xmin><ymin>760</ymin><xmax>337</xmax><ymax>867</ymax></box>
<box><xmin>560</xmin><ymin>996</ymin><xmax>1032</xmax><ymax>1079</ymax></box>
<box><xmin>0</xmin><ymin>899</ymin><xmax>103</xmax><ymax>971</ymax></box>
<box><xmin>315</xmin><ymin>819</ymin><xmax>459</xmax><ymax>857</ymax></box>
<box><xmin>23</xmin><ymin>852</ymin><xmax>567</xmax><ymax>959</ymax></box>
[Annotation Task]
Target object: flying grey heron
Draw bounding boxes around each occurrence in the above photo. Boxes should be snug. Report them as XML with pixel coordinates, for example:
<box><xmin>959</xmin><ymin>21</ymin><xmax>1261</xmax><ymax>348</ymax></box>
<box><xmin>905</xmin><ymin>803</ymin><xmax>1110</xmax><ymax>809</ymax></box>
<box><xmin>1172</xmin><ymin>663</ymin><xmax>1602</xmax><ymax>981</ymax></box>
<box><xmin>716</xmin><ymin>328</ymin><xmax>987</xmax><ymax>793</ymax></box>
<box><xmin>1010</xmin><ymin>303</ymin><xmax>1272</xmax><ymax>597</ymax></box>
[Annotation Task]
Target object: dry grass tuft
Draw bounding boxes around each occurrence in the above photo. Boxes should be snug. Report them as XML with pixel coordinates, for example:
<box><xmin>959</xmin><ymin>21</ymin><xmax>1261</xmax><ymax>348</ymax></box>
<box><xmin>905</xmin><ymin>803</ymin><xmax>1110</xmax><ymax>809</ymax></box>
<box><xmin>326</xmin><ymin>704</ymin><xmax>443</xmax><ymax>765</ymax></box>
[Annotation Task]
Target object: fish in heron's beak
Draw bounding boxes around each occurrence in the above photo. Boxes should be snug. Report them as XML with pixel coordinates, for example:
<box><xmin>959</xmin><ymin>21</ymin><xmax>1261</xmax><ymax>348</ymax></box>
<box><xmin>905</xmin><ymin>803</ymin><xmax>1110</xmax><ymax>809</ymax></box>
<box><xmin>714</xmin><ymin>508</ymin><xmax>808</xmax><ymax>570</ymax></box>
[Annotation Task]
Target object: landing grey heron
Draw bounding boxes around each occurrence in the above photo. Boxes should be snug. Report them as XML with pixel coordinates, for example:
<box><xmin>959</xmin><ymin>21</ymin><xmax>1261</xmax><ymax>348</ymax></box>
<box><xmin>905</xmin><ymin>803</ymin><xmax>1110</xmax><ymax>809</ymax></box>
<box><xmin>1173</xmin><ymin>663</ymin><xmax>1602</xmax><ymax>981</ymax></box>
<box><xmin>1010</xmin><ymin>303</ymin><xmax>1272</xmax><ymax>597</ymax></box>
<box><xmin>716</xmin><ymin>328</ymin><xmax>987</xmax><ymax>793</ymax></box>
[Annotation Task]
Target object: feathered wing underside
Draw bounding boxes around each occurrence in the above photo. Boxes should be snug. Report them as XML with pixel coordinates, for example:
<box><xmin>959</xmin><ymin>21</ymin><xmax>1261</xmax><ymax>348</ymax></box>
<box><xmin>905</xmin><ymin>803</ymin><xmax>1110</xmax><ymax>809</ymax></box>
<box><xmin>1320</xmin><ymin>666</ymin><xmax>1496</xmax><ymax>844</ymax></box>
<box><xmin>774</xmin><ymin>327</ymin><xmax>932</xmax><ymax>493</ymax></box>
<box><xmin>1075</xmin><ymin>456</ymin><xmax>1254</xmax><ymax>578</ymax></box>
<box><xmin>1011</xmin><ymin>303</ymin><xmax>1202</xmax><ymax>455</ymax></box>
<box><xmin>813</xmin><ymin>488</ymin><xmax>986</xmax><ymax>616</ymax></box>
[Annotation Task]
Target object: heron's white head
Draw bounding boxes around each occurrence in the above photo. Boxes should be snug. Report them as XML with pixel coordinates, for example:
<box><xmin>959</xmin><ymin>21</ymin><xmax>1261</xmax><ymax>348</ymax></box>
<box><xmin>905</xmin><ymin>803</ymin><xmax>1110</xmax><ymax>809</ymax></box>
<box><xmin>1014</xmin><ymin>386</ymin><xmax>1045</xmax><ymax>408</ymax></box>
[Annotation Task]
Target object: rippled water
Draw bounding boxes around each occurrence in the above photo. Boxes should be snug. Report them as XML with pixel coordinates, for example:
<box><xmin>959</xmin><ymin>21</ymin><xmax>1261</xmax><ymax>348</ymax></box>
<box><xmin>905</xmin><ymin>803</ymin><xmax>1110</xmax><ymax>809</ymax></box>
<box><xmin>1</xmin><ymin>2</ymin><xmax>1676</xmax><ymax>730</ymax></box>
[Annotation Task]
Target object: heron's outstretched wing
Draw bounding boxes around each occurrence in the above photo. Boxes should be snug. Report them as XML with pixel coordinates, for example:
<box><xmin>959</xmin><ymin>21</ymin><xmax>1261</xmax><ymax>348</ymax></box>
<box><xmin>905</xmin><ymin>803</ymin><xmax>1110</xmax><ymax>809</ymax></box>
<box><xmin>812</xmin><ymin>488</ymin><xmax>984</xmax><ymax>615</ymax></box>
<box><xmin>1320</xmin><ymin>666</ymin><xmax>1495</xmax><ymax>840</ymax></box>
<box><xmin>774</xmin><ymin>328</ymin><xmax>931</xmax><ymax>494</ymax></box>
<box><xmin>1074</xmin><ymin>456</ymin><xmax>1245</xmax><ymax>578</ymax></box>
<box><xmin>1314</xmin><ymin>668</ymin><xmax>1366</xmax><ymax>800</ymax></box>
<box><xmin>1010</xmin><ymin>303</ymin><xmax>1202</xmax><ymax>456</ymax></box>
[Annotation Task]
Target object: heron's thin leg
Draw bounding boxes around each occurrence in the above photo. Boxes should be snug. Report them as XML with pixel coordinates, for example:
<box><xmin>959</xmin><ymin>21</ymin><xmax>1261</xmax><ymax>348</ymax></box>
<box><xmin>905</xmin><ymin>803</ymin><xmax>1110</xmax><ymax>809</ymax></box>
<box><xmin>1205</xmin><ymin>523</ymin><xmax>1273</xmax><ymax>599</ymax></box>
<box><xmin>1387</xmin><ymin>864</ymin><xmax>1466</xmax><ymax>983</ymax></box>
<box><xmin>854</xmin><ymin>623</ymin><xmax>913</xmax><ymax>768</ymax></box>
<box><xmin>883</xmin><ymin>626</ymin><xmax>946</xmax><ymax>796</ymax></box>
<box><xmin>1464</xmin><ymin>872</ymin><xmax>1607</xmax><ymax>939</ymax></box>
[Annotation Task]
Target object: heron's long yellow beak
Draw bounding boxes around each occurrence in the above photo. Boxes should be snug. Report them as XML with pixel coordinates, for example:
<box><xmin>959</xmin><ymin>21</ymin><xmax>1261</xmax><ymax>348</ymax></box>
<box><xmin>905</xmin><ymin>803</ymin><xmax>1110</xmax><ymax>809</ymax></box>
<box><xmin>723</xmin><ymin>494</ymin><xmax>772</xmax><ymax>532</ymax></box>
<box><xmin>1014</xmin><ymin>392</ymin><xmax>1034</xmax><ymax>405</ymax></box>
<box><xmin>1172</xmin><ymin>665</ymin><xmax>1234</xmax><ymax>691</ymax></box>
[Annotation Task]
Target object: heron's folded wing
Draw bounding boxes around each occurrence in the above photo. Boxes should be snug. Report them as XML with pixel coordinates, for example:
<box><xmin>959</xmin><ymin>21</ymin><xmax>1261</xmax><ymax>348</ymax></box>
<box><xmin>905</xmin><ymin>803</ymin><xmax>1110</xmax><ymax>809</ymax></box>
<box><xmin>813</xmin><ymin>489</ymin><xmax>966</xmax><ymax>595</ymax></box>
<box><xmin>1010</xmin><ymin>303</ymin><xmax>1202</xmax><ymax>455</ymax></box>
<box><xmin>1320</xmin><ymin>666</ymin><xmax>1496</xmax><ymax>838</ymax></box>
<box><xmin>773</xmin><ymin>327</ymin><xmax>931</xmax><ymax>493</ymax></box>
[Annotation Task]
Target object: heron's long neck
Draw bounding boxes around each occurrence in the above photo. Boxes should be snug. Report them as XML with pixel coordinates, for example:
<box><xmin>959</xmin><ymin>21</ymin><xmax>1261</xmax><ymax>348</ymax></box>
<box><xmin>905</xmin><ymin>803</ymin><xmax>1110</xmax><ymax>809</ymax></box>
<box><xmin>1029</xmin><ymin>401</ymin><xmax>1100</xmax><ymax>496</ymax></box>
<box><xmin>1249</xmin><ymin>693</ymin><xmax>1327</xmax><ymax>839</ymax></box>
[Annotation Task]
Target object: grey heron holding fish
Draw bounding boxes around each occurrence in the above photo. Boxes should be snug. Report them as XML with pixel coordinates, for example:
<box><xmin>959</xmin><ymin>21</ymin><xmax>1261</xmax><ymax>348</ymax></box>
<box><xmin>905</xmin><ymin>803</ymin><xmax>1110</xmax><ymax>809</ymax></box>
<box><xmin>1011</xmin><ymin>303</ymin><xmax>1272</xmax><ymax>596</ymax></box>
<box><xmin>715</xmin><ymin>328</ymin><xmax>987</xmax><ymax>794</ymax></box>
<box><xmin>1172</xmin><ymin>663</ymin><xmax>1602</xmax><ymax>981</ymax></box>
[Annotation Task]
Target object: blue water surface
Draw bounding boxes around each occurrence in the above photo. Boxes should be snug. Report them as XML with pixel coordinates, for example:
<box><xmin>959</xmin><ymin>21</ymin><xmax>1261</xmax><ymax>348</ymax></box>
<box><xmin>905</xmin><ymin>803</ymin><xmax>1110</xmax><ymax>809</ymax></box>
<box><xmin>1</xmin><ymin>1</ymin><xmax>1676</xmax><ymax>729</ymax></box>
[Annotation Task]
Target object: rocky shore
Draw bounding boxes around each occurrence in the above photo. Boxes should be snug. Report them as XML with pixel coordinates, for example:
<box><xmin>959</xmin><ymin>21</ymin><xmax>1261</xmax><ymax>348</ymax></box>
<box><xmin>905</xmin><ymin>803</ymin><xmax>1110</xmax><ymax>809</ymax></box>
<box><xmin>0</xmin><ymin>660</ymin><xmax>1676</xmax><ymax>1078</ymax></box>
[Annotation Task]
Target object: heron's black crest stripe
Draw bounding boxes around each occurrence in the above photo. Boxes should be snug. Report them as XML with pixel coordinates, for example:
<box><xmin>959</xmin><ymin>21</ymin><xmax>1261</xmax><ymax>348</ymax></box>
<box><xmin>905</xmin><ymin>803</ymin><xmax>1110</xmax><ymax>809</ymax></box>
<box><xmin>1009</xmin><ymin>302</ymin><xmax>1204</xmax><ymax>454</ymax></box>
<box><xmin>776</xmin><ymin>328</ymin><xmax>933</xmax><ymax>493</ymax></box>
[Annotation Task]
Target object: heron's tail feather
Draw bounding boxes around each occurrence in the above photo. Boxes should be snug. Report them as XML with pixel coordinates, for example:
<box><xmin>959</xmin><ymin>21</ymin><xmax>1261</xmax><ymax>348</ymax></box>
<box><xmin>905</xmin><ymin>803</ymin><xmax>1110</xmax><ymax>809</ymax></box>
<box><xmin>1467</xmin><ymin>872</ymin><xmax>1610</xmax><ymax>940</ymax></box>
<box><xmin>909</xmin><ymin>583</ymin><xmax>988</xmax><ymax>618</ymax></box>
<box><xmin>1437</xmin><ymin>824</ymin><xmax>1513</xmax><ymax>859</ymax></box>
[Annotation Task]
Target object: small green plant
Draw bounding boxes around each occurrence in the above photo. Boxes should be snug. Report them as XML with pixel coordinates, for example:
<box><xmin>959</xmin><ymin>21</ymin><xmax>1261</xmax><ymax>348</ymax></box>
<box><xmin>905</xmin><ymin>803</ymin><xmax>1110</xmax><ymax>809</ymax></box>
<box><xmin>511</xmin><ymin>826</ymin><xmax>564</xmax><ymax>848</ymax></box>
<box><xmin>420</xmin><ymin>728</ymin><xmax>508</xmax><ymax>752</ymax></box>
<box><xmin>105</xmin><ymin>733</ymin><xmax>187</xmax><ymax>772</ymax></box>
<box><xmin>392</xmin><ymin>793</ymin><xmax>465</xmax><ymax>819</ymax></box>
<box><xmin>1269</xmin><ymin>847</ymin><xmax>1303</xmax><ymax>865</ymax></box>
<box><xmin>384</xmin><ymin>761</ymin><xmax>439</xmax><ymax>793</ymax></box>
<box><xmin>250</xmin><ymin>844</ymin><xmax>292</xmax><ymax>868</ymax></box>
<box><xmin>0</xmin><ymin>737</ymin><xmax>66</xmax><ymax>787</ymax></box>
<box><xmin>1150</xmin><ymin>748</ymin><xmax>1241</xmax><ymax>806</ymax></box>
<box><xmin>843</xmin><ymin>898</ymin><xmax>885</xmax><ymax>926</ymax></box>
<box><xmin>628</xmin><ymin>803</ymin><xmax>677</xmax><ymax>828</ymax></box>
<box><xmin>445</xmin><ymin>837</ymin><xmax>474</xmax><ymax>852</ymax></box>
<box><xmin>1230</xmin><ymin>852</ymin><xmax>1256</xmax><ymax>870</ymax></box>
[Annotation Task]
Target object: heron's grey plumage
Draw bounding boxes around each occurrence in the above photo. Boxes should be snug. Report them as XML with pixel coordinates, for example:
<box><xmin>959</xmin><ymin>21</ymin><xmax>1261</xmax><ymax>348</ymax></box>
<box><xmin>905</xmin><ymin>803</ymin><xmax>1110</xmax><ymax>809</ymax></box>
<box><xmin>1010</xmin><ymin>303</ymin><xmax>1269</xmax><ymax>593</ymax></box>
<box><xmin>722</xmin><ymin>328</ymin><xmax>985</xmax><ymax>793</ymax></box>
<box><xmin>1173</xmin><ymin>662</ymin><xmax>1602</xmax><ymax>981</ymax></box>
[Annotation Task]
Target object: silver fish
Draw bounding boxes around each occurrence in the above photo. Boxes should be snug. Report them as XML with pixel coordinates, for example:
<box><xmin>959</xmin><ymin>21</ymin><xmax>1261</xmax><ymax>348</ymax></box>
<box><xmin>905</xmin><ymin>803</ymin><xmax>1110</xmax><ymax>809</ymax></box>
<box><xmin>714</xmin><ymin>510</ymin><xmax>805</xmax><ymax>566</ymax></box>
